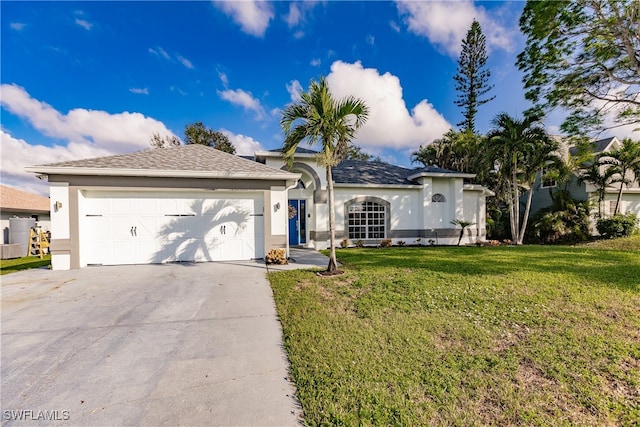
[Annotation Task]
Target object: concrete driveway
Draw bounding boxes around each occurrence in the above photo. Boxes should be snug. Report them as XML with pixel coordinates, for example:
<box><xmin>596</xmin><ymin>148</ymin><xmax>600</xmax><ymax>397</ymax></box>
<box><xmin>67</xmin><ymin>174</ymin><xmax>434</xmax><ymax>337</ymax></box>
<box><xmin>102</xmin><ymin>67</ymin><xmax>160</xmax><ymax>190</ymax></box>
<box><xmin>1</xmin><ymin>260</ymin><xmax>306</xmax><ymax>426</ymax></box>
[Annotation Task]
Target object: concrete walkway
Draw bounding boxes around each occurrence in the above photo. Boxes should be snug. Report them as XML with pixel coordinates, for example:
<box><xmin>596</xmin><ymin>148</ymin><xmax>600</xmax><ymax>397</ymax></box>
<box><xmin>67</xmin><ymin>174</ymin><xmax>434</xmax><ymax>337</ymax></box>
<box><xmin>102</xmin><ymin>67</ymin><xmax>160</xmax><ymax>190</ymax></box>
<box><xmin>0</xmin><ymin>253</ymin><xmax>330</xmax><ymax>426</ymax></box>
<box><xmin>266</xmin><ymin>248</ymin><xmax>331</xmax><ymax>272</ymax></box>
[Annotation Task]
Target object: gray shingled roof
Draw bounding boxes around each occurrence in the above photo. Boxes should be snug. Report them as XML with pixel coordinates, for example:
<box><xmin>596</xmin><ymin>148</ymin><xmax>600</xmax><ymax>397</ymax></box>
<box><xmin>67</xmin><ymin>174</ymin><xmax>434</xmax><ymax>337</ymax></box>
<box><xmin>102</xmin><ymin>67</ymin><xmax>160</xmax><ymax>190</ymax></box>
<box><xmin>332</xmin><ymin>160</ymin><xmax>465</xmax><ymax>185</ymax></box>
<box><xmin>30</xmin><ymin>144</ymin><xmax>298</xmax><ymax>179</ymax></box>
<box><xmin>569</xmin><ymin>137</ymin><xmax>616</xmax><ymax>155</ymax></box>
<box><xmin>268</xmin><ymin>147</ymin><xmax>318</xmax><ymax>154</ymax></box>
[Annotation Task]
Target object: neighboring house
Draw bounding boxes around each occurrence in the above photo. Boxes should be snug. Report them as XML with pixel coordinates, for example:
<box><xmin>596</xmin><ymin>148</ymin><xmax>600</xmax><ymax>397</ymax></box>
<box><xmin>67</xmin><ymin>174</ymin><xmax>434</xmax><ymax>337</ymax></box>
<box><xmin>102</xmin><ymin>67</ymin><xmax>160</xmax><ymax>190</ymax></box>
<box><xmin>529</xmin><ymin>136</ymin><xmax>640</xmax><ymax>220</ymax></box>
<box><xmin>0</xmin><ymin>185</ymin><xmax>51</xmax><ymax>244</ymax></box>
<box><xmin>26</xmin><ymin>145</ymin><xmax>300</xmax><ymax>270</ymax></box>
<box><xmin>254</xmin><ymin>147</ymin><xmax>493</xmax><ymax>250</ymax></box>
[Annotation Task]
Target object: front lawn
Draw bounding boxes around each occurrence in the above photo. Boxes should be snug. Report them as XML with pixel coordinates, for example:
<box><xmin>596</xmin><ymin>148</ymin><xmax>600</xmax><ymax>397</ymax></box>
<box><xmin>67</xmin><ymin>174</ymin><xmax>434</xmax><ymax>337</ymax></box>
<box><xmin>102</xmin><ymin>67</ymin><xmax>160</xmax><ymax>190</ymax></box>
<box><xmin>0</xmin><ymin>255</ymin><xmax>51</xmax><ymax>275</ymax></box>
<box><xmin>269</xmin><ymin>246</ymin><xmax>640</xmax><ymax>426</ymax></box>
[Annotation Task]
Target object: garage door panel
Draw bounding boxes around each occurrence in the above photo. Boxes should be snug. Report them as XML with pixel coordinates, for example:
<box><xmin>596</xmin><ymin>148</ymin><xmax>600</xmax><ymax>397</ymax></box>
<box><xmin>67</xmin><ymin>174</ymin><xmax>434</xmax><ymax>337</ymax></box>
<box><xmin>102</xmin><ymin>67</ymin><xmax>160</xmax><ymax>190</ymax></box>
<box><xmin>81</xmin><ymin>191</ymin><xmax>265</xmax><ymax>266</ymax></box>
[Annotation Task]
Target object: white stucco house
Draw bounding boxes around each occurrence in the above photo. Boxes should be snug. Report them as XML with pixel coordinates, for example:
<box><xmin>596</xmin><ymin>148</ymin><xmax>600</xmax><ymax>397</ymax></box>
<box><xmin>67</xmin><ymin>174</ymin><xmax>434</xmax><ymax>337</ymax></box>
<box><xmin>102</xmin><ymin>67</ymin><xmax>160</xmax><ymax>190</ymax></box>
<box><xmin>27</xmin><ymin>144</ymin><xmax>492</xmax><ymax>270</ymax></box>
<box><xmin>256</xmin><ymin>147</ymin><xmax>492</xmax><ymax>249</ymax></box>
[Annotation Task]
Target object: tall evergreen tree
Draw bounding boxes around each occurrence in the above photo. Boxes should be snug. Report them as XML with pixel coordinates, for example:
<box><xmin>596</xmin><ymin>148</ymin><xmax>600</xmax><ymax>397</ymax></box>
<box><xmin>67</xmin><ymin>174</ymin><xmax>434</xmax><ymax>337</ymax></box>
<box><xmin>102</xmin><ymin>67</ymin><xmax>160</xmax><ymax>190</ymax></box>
<box><xmin>454</xmin><ymin>19</ymin><xmax>494</xmax><ymax>133</ymax></box>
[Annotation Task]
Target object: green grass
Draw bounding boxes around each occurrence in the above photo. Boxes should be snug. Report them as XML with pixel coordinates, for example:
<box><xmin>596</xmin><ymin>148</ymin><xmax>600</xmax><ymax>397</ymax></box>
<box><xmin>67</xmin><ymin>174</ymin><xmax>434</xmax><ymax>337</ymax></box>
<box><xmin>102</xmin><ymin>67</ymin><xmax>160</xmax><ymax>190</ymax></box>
<box><xmin>269</xmin><ymin>245</ymin><xmax>640</xmax><ymax>426</ymax></box>
<box><xmin>0</xmin><ymin>255</ymin><xmax>51</xmax><ymax>275</ymax></box>
<box><xmin>580</xmin><ymin>234</ymin><xmax>640</xmax><ymax>251</ymax></box>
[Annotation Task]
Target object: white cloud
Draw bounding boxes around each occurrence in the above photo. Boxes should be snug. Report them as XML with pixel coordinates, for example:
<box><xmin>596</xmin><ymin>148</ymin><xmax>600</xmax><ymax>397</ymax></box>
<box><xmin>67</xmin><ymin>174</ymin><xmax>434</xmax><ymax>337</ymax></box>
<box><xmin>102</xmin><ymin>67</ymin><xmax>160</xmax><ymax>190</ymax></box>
<box><xmin>284</xmin><ymin>3</ymin><xmax>302</xmax><ymax>27</ymax></box>
<box><xmin>366</xmin><ymin>35</ymin><xmax>375</xmax><ymax>46</ymax></box>
<box><xmin>218</xmin><ymin>71</ymin><xmax>229</xmax><ymax>86</ymax></box>
<box><xmin>74</xmin><ymin>18</ymin><xmax>93</xmax><ymax>31</ymax></box>
<box><xmin>213</xmin><ymin>0</ymin><xmax>274</xmax><ymax>37</ymax></box>
<box><xmin>1</xmin><ymin>84</ymin><xmax>178</xmax><ymax>192</ymax></box>
<box><xmin>326</xmin><ymin>61</ymin><xmax>451</xmax><ymax>150</ymax></box>
<box><xmin>396</xmin><ymin>1</ymin><xmax>513</xmax><ymax>57</ymax></box>
<box><xmin>220</xmin><ymin>129</ymin><xmax>265</xmax><ymax>156</ymax></box>
<box><xmin>149</xmin><ymin>47</ymin><xmax>194</xmax><ymax>70</ymax></box>
<box><xmin>389</xmin><ymin>20</ymin><xmax>400</xmax><ymax>33</ymax></box>
<box><xmin>293</xmin><ymin>30</ymin><xmax>305</xmax><ymax>39</ymax></box>
<box><xmin>177</xmin><ymin>55</ymin><xmax>194</xmax><ymax>69</ymax></box>
<box><xmin>217</xmin><ymin>88</ymin><xmax>266</xmax><ymax>119</ymax></box>
<box><xmin>10</xmin><ymin>22</ymin><xmax>26</xmax><ymax>31</ymax></box>
<box><xmin>0</xmin><ymin>130</ymin><xmax>113</xmax><ymax>195</ymax></box>
<box><xmin>310</xmin><ymin>58</ymin><xmax>321</xmax><ymax>67</ymax></box>
<box><xmin>149</xmin><ymin>46</ymin><xmax>171</xmax><ymax>60</ymax></box>
<box><xmin>170</xmin><ymin>86</ymin><xmax>188</xmax><ymax>96</ymax></box>
<box><xmin>129</xmin><ymin>87</ymin><xmax>149</xmax><ymax>95</ymax></box>
<box><xmin>286</xmin><ymin>80</ymin><xmax>303</xmax><ymax>102</ymax></box>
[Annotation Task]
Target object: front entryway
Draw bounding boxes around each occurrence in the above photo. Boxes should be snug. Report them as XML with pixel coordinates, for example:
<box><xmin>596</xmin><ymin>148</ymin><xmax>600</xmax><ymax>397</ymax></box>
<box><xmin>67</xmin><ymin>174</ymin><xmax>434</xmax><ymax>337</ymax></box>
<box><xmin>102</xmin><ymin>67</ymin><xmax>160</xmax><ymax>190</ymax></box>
<box><xmin>288</xmin><ymin>199</ymin><xmax>306</xmax><ymax>246</ymax></box>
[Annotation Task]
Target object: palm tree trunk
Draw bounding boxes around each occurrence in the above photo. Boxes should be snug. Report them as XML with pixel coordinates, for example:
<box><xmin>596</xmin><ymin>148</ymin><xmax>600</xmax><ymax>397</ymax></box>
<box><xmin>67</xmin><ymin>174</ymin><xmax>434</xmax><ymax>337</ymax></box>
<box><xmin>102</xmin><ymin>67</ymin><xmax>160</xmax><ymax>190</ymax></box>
<box><xmin>518</xmin><ymin>183</ymin><xmax>534</xmax><ymax>245</ymax></box>
<box><xmin>615</xmin><ymin>180</ymin><xmax>624</xmax><ymax>215</ymax></box>
<box><xmin>506</xmin><ymin>181</ymin><xmax>517</xmax><ymax>243</ymax></box>
<box><xmin>326</xmin><ymin>165</ymin><xmax>338</xmax><ymax>272</ymax></box>
<box><xmin>512</xmin><ymin>154</ymin><xmax>520</xmax><ymax>244</ymax></box>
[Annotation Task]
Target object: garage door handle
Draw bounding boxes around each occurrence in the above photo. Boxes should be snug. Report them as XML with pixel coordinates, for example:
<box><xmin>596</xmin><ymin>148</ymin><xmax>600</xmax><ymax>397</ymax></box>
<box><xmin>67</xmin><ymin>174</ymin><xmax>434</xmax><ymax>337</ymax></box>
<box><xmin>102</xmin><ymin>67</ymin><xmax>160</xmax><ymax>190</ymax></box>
<box><xmin>220</xmin><ymin>225</ymin><xmax>226</xmax><ymax>235</ymax></box>
<box><xmin>130</xmin><ymin>226</ymin><xmax>137</xmax><ymax>237</ymax></box>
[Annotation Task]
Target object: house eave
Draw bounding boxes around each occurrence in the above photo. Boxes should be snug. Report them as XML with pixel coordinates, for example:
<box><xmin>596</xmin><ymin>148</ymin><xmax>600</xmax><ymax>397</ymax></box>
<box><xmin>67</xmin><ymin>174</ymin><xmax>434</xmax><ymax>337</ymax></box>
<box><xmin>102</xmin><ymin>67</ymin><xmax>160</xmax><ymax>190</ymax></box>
<box><xmin>334</xmin><ymin>183</ymin><xmax>422</xmax><ymax>189</ymax></box>
<box><xmin>25</xmin><ymin>166</ymin><xmax>300</xmax><ymax>181</ymax></box>
<box><xmin>407</xmin><ymin>171</ymin><xmax>476</xmax><ymax>180</ymax></box>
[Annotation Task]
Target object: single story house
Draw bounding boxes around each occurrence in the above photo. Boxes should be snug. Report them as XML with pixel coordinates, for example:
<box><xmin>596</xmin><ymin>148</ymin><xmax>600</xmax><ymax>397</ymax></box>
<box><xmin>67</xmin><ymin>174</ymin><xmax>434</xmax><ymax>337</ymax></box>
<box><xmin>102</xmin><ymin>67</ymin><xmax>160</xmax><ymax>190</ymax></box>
<box><xmin>27</xmin><ymin>144</ymin><xmax>492</xmax><ymax>270</ymax></box>
<box><xmin>0</xmin><ymin>184</ymin><xmax>51</xmax><ymax>244</ymax></box>
<box><xmin>255</xmin><ymin>148</ymin><xmax>492</xmax><ymax>250</ymax></box>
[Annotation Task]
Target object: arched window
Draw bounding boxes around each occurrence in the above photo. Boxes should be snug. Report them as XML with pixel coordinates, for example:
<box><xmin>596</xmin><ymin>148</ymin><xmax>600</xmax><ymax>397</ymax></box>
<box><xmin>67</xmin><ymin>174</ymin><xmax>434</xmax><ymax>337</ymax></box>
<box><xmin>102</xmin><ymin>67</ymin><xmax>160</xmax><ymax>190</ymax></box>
<box><xmin>432</xmin><ymin>193</ymin><xmax>446</xmax><ymax>203</ymax></box>
<box><xmin>346</xmin><ymin>200</ymin><xmax>387</xmax><ymax>239</ymax></box>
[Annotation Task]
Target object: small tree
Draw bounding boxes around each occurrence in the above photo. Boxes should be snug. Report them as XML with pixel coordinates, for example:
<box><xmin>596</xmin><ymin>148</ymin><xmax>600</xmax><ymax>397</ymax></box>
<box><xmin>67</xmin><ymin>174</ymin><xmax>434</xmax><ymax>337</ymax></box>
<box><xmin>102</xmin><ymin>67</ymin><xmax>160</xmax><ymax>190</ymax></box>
<box><xmin>345</xmin><ymin>145</ymin><xmax>378</xmax><ymax>161</ymax></box>
<box><xmin>184</xmin><ymin>121</ymin><xmax>236</xmax><ymax>154</ymax></box>
<box><xmin>450</xmin><ymin>219</ymin><xmax>475</xmax><ymax>246</ymax></box>
<box><xmin>150</xmin><ymin>133</ymin><xmax>181</xmax><ymax>148</ymax></box>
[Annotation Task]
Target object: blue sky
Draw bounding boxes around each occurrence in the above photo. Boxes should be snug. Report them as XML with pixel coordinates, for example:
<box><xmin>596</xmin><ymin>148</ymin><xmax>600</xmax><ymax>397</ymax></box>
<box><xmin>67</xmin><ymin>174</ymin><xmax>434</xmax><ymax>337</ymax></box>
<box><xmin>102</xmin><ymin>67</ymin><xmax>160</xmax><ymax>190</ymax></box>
<box><xmin>0</xmin><ymin>1</ymin><xmax>585</xmax><ymax>194</ymax></box>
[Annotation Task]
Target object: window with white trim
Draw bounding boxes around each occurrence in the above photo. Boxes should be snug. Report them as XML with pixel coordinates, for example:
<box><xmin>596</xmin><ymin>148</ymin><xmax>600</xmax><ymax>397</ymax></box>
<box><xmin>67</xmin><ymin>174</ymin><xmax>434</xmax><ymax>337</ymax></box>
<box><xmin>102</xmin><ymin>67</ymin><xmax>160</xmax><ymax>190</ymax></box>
<box><xmin>541</xmin><ymin>167</ymin><xmax>557</xmax><ymax>188</ymax></box>
<box><xmin>347</xmin><ymin>201</ymin><xmax>386</xmax><ymax>239</ymax></box>
<box><xmin>432</xmin><ymin>193</ymin><xmax>446</xmax><ymax>203</ymax></box>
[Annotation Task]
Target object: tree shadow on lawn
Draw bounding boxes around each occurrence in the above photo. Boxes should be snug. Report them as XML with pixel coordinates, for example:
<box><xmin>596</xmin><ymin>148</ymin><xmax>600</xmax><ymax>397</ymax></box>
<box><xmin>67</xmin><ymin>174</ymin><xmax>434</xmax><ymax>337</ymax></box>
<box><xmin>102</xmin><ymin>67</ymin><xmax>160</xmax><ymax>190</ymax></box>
<box><xmin>336</xmin><ymin>246</ymin><xmax>639</xmax><ymax>292</ymax></box>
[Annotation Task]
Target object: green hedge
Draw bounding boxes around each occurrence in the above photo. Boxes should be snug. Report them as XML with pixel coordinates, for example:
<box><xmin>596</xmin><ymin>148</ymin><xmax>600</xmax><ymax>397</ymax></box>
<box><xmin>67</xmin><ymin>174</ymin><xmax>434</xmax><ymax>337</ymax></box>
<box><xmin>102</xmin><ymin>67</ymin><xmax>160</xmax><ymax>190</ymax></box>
<box><xmin>596</xmin><ymin>212</ymin><xmax>638</xmax><ymax>239</ymax></box>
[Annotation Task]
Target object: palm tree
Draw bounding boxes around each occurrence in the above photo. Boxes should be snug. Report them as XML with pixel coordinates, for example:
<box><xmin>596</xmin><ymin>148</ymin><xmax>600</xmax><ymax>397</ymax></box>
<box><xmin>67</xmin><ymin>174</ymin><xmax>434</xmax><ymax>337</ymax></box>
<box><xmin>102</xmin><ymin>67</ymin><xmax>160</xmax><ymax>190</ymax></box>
<box><xmin>578</xmin><ymin>158</ymin><xmax>618</xmax><ymax>218</ymax></box>
<box><xmin>486</xmin><ymin>112</ymin><xmax>554</xmax><ymax>245</ymax></box>
<box><xmin>280</xmin><ymin>77</ymin><xmax>369</xmax><ymax>273</ymax></box>
<box><xmin>602</xmin><ymin>138</ymin><xmax>640</xmax><ymax>215</ymax></box>
<box><xmin>450</xmin><ymin>219</ymin><xmax>475</xmax><ymax>246</ymax></box>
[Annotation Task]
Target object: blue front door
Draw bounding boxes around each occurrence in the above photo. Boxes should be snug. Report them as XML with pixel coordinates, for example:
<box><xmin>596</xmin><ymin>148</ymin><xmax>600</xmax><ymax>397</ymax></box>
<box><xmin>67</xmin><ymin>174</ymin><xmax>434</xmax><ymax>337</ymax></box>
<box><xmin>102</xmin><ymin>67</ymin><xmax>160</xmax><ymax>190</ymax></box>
<box><xmin>288</xmin><ymin>200</ymin><xmax>306</xmax><ymax>246</ymax></box>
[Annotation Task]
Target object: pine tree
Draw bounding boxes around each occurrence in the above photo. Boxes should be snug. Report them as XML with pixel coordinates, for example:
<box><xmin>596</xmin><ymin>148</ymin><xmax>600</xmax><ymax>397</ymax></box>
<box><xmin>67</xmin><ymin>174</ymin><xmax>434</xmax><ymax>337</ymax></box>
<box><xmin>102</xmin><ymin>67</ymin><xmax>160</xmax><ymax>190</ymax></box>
<box><xmin>454</xmin><ymin>19</ymin><xmax>494</xmax><ymax>134</ymax></box>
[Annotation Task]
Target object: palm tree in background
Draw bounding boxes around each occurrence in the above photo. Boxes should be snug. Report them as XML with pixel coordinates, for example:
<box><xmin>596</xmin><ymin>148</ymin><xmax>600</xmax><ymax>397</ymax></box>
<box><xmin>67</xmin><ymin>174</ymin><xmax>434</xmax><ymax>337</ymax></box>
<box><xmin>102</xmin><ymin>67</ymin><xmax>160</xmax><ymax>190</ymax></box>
<box><xmin>603</xmin><ymin>138</ymin><xmax>640</xmax><ymax>215</ymax></box>
<box><xmin>280</xmin><ymin>77</ymin><xmax>369</xmax><ymax>273</ymax></box>
<box><xmin>486</xmin><ymin>112</ymin><xmax>554</xmax><ymax>244</ymax></box>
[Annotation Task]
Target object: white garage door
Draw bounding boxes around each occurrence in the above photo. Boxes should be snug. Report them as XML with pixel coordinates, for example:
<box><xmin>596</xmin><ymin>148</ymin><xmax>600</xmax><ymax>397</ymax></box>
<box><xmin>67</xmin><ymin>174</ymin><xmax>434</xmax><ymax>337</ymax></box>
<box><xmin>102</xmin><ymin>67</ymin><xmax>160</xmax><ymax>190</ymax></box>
<box><xmin>80</xmin><ymin>191</ymin><xmax>264</xmax><ymax>266</ymax></box>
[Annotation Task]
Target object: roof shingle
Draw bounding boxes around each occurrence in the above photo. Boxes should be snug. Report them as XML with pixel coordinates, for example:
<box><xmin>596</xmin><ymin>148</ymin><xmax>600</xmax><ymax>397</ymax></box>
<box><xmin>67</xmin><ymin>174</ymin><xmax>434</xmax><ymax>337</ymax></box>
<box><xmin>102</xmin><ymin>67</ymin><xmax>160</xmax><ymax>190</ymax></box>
<box><xmin>0</xmin><ymin>185</ymin><xmax>49</xmax><ymax>212</ymax></box>
<box><xmin>31</xmin><ymin>144</ymin><xmax>298</xmax><ymax>180</ymax></box>
<box><xmin>332</xmin><ymin>160</ymin><xmax>465</xmax><ymax>185</ymax></box>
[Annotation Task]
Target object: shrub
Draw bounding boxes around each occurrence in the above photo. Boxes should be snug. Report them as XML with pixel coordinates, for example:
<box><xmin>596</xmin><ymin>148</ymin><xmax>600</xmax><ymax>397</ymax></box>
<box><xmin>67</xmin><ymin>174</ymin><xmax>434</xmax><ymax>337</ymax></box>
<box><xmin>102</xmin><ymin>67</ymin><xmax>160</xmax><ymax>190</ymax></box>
<box><xmin>355</xmin><ymin>239</ymin><xmax>364</xmax><ymax>248</ymax></box>
<box><xmin>397</xmin><ymin>240</ymin><xmax>406</xmax><ymax>247</ymax></box>
<box><xmin>265</xmin><ymin>248</ymin><xmax>287</xmax><ymax>264</ymax></box>
<box><xmin>596</xmin><ymin>213</ymin><xmax>638</xmax><ymax>239</ymax></box>
<box><xmin>379</xmin><ymin>239</ymin><xmax>392</xmax><ymax>248</ymax></box>
<box><xmin>340</xmin><ymin>238</ymin><xmax>350</xmax><ymax>248</ymax></box>
<box><xmin>528</xmin><ymin>198</ymin><xmax>591</xmax><ymax>244</ymax></box>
